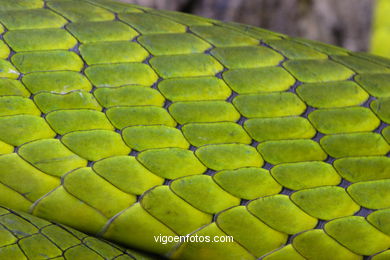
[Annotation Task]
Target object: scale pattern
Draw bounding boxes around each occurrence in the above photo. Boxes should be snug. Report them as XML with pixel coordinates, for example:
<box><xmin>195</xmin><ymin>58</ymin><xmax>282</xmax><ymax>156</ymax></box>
<box><xmin>0</xmin><ymin>205</ymin><xmax>155</xmax><ymax>259</ymax></box>
<box><xmin>0</xmin><ymin>0</ymin><xmax>389</xmax><ymax>259</ymax></box>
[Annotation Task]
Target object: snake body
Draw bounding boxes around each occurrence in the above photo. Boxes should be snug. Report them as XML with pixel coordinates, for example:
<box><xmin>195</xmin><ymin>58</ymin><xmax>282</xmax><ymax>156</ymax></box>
<box><xmin>0</xmin><ymin>0</ymin><xmax>389</xmax><ymax>259</ymax></box>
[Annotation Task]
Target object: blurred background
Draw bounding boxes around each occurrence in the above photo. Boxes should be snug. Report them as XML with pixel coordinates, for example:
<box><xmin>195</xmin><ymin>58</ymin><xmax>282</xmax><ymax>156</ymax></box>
<box><xmin>118</xmin><ymin>0</ymin><xmax>390</xmax><ymax>58</ymax></box>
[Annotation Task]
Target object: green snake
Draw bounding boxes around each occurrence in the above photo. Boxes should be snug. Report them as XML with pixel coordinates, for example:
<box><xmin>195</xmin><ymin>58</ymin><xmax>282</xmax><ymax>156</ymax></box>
<box><xmin>0</xmin><ymin>0</ymin><xmax>389</xmax><ymax>259</ymax></box>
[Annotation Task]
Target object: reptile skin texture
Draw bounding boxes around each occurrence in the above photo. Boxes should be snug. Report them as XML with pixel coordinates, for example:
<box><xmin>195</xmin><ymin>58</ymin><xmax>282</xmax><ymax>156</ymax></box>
<box><xmin>0</xmin><ymin>0</ymin><xmax>389</xmax><ymax>259</ymax></box>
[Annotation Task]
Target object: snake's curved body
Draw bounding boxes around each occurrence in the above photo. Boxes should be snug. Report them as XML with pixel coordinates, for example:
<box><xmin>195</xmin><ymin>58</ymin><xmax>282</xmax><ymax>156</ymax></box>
<box><xmin>0</xmin><ymin>0</ymin><xmax>389</xmax><ymax>259</ymax></box>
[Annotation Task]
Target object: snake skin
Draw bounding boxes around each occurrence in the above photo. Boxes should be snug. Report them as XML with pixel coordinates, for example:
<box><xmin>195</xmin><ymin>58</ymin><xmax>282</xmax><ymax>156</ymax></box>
<box><xmin>0</xmin><ymin>0</ymin><xmax>389</xmax><ymax>259</ymax></box>
<box><xmin>0</xmin><ymin>205</ymin><xmax>156</xmax><ymax>259</ymax></box>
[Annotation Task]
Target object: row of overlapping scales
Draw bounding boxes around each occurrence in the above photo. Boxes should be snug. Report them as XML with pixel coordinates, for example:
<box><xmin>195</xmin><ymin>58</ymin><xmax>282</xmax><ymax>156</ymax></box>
<box><xmin>0</xmin><ymin>0</ymin><xmax>389</xmax><ymax>259</ymax></box>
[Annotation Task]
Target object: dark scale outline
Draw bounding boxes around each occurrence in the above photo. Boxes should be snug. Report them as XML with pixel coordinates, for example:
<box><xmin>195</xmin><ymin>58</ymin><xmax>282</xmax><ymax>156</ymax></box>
<box><xmin>225</xmin><ymin>89</ymin><xmax>238</xmax><ymax>103</ymax></box>
<box><xmin>311</xmin><ymin>131</ymin><xmax>325</xmax><ymax>142</ymax></box>
<box><xmin>176</xmin><ymin>124</ymin><xmax>183</xmax><ymax>130</ymax></box>
<box><xmin>368</xmin><ymin>249</ymin><xmax>390</xmax><ymax>260</ymax></box>
<box><xmin>163</xmin><ymin>100</ymin><xmax>173</xmax><ymax>110</ymax></box>
<box><xmin>362</xmin><ymin>95</ymin><xmax>378</xmax><ymax>108</ymax></box>
<box><xmin>347</xmin><ymin>73</ymin><xmax>358</xmax><ymax>82</ymax></box>
<box><xmin>354</xmin><ymin>207</ymin><xmax>374</xmax><ymax>217</ymax></box>
<box><xmin>236</xmin><ymin>115</ymin><xmax>247</xmax><ymax>126</ymax></box>
<box><xmin>338</xmin><ymin>179</ymin><xmax>352</xmax><ymax>188</ymax></box>
<box><xmin>300</xmin><ymin>105</ymin><xmax>316</xmax><ymax>119</ymax></box>
<box><xmin>261</xmin><ymin>162</ymin><xmax>274</xmax><ymax>171</ymax></box>
<box><xmin>0</xmin><ymin>170</ymin><xmax>36</xmax><ymax>203</ymax></box>
<box><xmin>79</xmin><ymin>235</ymin><xmax>120</xmax><ymax>259</ymax></box>
<box><xmin>163</xmin><ymin>179</ymin><xmax>172</xmax><ymax>186</ymax></box>
<box><xmin>250</xmin><ymin>140</ymin><xmax>260</xmax><ymax>148</ymax></box>
<box><xmin>0</xmin><ymin>1</ymin><xmax>383</xmax><ymax>258</ymax></box>
<box><xmin>203</xmin><ymin>169</ymin><xmax>216</xmax><ymax>176</ymax></box>
<box><xmin>142</xmin><ymin>54</ymin><xmax>153</xmax><ymax>65</ymax></box>
<box><xmin>286</xmin><ymin>234</ymin><xmax>296</xmax><ymax>245</ymax></box>
<box><xmin>288</xmin><ymin>80</ymin><xmax>303</xmax><ymax>93</ymax></box>
<box><xmin>150</xmin><ymin>77</ymin><xmax>163</xmax><ymax>90</ymax></box>
<box><xmin>87</xmin><ymin>161</ymin><xmax>95</xmax><ymax>167</ymax></box>
<box><xmin>324</xmin><ymin>155</ymin><xmax>336</xmax><ymax>164</ymax></box>
<box><xmin>240</xmin><ymin>199</ymin><xmax>249</xmax><ymax>206</ymax></box>
<box><xmin>280</xmin><ymin>187</ymin><xmax>294</xmax><ymax>196</ymax></box>
<box><xmin>314</xmin><ymin>219</ymin><xmax>327</xmax><ymax>229</ymax></box>
<box><xmin>129</xmin><ymin>150</ymin><xmax>140</xmax><ymax>157</ymax></box>
<box><xmin>374</xmin><ymin>121</ymin><xmax>389</xmax><ymax>134</ymax></box>
<box><xmin>188</xmin><ymin>145</ymin><xmax>197</xmax><ymax>152</ymax></box>
<box><xmin>1</xmin><ymin>241</ymin><xmax>29</xmax><ymax>259</ymax></box>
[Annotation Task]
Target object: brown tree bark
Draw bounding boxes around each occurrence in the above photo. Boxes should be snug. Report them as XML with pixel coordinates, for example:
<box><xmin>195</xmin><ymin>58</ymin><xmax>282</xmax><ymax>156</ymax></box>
<box><xmin>119</xmin><ymin>0</ymin><xmax>374</xmax><ymax>52</ymax></box>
